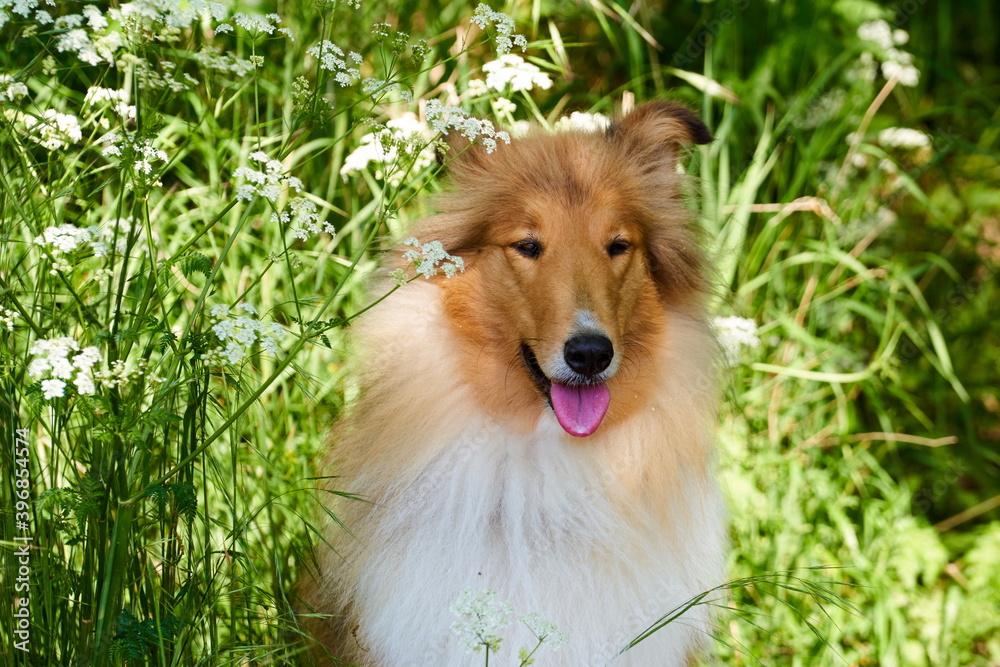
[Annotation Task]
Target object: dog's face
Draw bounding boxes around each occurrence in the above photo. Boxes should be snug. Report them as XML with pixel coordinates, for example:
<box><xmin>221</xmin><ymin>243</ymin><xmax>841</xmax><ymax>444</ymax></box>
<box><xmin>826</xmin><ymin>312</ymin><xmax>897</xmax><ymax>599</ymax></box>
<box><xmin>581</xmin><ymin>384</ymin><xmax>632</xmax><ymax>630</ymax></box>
<box><xmin>414</xmin><ymin>103</ymin><xmax>711</xmax><ymax>436</ymax></box>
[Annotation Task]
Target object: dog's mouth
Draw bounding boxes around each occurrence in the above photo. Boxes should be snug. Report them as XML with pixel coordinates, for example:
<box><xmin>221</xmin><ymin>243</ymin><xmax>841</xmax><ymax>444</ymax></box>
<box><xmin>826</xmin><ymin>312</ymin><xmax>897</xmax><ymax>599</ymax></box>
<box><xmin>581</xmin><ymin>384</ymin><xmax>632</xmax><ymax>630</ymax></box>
<box><xmin>520</xmin><ymin>343</ymin><xmax>611</xmax><ymax>438</ymax></box>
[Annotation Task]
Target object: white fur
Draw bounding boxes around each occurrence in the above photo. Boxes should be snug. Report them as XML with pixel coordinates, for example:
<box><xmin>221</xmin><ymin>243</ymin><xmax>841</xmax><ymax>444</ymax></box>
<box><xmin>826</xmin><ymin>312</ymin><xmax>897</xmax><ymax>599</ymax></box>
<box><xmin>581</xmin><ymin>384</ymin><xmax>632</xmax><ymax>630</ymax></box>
<box><xmin>317</xmin><ymin>282</ymin><xmax>727</xmax><ymax>666</ymax></box>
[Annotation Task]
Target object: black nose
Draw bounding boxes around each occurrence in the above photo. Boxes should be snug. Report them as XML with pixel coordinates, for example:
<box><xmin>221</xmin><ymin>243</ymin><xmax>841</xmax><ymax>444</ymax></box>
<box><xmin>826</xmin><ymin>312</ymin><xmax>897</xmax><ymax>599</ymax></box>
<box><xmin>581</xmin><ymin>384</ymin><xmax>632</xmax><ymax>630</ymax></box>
<box><xmin>563</xmin><ymin>334</ymin><xmax>614</xmax><ymax>378</ymax></box>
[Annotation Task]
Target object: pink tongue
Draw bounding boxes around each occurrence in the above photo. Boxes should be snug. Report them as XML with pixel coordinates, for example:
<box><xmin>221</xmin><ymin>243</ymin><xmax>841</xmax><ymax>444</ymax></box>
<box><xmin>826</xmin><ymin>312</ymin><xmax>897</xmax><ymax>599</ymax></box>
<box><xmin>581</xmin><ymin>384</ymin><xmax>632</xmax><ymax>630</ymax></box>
<box><xmin>550</xmin><ymin>382</ymin><xmax>611</xmax><ymax>437</ymax></box>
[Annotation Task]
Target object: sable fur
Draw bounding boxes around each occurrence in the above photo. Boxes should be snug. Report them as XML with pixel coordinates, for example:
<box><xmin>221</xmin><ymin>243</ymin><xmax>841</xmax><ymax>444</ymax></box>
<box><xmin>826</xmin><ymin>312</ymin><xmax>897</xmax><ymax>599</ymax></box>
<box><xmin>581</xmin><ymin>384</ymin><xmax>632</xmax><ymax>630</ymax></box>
<box><xmin>303</xmin><ymin>102</ymin><xmax>726</xmax><ymax>666</ymax></box>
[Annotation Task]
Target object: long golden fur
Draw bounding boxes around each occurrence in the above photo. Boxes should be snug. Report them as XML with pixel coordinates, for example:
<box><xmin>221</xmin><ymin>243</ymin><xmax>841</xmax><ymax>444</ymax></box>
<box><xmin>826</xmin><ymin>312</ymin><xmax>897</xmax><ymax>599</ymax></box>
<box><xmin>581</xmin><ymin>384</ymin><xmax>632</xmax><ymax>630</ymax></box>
<box><xmin>304</xmin><ymin>102</ymin><xmax>726</xmax><ymax>666</ymax></box>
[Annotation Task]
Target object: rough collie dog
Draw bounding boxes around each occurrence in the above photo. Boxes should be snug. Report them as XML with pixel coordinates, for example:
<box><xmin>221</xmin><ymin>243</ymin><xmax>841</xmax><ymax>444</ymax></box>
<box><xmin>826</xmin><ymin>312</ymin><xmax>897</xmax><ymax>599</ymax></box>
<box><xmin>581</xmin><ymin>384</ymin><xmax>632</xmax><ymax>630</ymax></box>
<box><xmin>305</xmin><ymin>102</ymin><xmax>726</xmax><ymax>666</ymax></box>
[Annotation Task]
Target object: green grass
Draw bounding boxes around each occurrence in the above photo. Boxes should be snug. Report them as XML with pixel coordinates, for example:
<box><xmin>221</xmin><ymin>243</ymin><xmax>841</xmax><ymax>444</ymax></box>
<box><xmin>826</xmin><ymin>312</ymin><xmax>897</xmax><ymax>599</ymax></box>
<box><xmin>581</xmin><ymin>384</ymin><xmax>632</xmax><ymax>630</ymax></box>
<box><xmin>1</xmin><ymin>0</ymin><xmax>998</xmax><ymax>665</ymax></box>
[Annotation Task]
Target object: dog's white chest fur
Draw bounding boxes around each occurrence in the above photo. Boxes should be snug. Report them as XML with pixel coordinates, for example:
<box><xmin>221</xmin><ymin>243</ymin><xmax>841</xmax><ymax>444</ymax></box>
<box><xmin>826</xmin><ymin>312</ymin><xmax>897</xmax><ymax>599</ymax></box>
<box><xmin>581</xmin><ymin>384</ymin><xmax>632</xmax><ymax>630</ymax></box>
<box><xmin>350</xmin><ymin>413</ymin><xmax>726</xmax><ymax>666</ymax></box>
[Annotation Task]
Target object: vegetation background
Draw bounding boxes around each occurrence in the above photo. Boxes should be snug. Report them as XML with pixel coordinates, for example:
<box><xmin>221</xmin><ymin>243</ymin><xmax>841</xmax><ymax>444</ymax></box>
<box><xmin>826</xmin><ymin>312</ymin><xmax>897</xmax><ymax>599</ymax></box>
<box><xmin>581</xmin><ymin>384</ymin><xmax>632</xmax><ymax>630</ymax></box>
<box><xmin>0</xmin><ymin>0</ymin><xmax>997</xmax><ymax>665</ymax></box>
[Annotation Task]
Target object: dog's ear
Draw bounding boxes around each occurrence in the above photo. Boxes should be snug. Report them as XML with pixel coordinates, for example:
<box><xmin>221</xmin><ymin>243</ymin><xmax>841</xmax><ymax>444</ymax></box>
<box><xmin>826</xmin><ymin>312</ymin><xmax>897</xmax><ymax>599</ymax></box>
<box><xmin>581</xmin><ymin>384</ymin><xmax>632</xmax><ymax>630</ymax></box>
<box><xmin>605</xmin><ymin>101</ymin><xmax>712</xmax><ymax>161</ymax></box>
<box><xmin>436</xmin><ymin>132</ymin><xmax>490</xmax><ymax>172</ymax></box>
<box><xmin>607</xmin><ymin>102</ymin><xmax>711</xmax><ymax>304</ymax></box>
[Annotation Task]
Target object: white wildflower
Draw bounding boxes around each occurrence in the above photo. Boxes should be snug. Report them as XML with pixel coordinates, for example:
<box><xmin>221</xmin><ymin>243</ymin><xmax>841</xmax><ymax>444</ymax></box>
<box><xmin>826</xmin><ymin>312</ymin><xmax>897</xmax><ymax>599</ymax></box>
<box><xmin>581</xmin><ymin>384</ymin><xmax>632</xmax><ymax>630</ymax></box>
<box><xmin>307</xmin><ymin>40</ymin><xmax>362</xmax><ymax>86</ymax></box>
<box><xmin>857</xmin><ymin>19</ymin><xmax>893</xmax><ymax>50</ymax></box>
<box><xmin>35</xmin><ymin>218</ymin><xmax>154</xmax><ymax>267</ymax></box>
<box><xmin>231</xmin><ymin>12</ymin><xmax>283</xmax><ymax>36</ymax></box>
<box><xmin>857</xmin><ymin>20</ymin><xmax>920</xmax><ymax>87</ymax></box>
<box><xmin>82</xmin><ymin>4</ymin><xmax>108</xmax><ymax>30</ymax></box>
<box><xmin>402</xmin><ymin>237</ymin><xmax>464</xmax><ymax>279</ymax></box>
<box><xmin>482</xmin><ymin>54</ymin><xmax>552</xmax><ymax>92</ymax></box>
<box><xmin>192</xmin><ymin>47</ymin><xmax>256</xmax><ymax>77</ymax></box>
<box><xmin>23</xmin><ymin>110</ymin><xmax>83</xmax><ymax>150</ymax></box>
<box><xmin>280</xmin><ymin>196</ymin><xmax>335</xmax><ymax>240</ymax></box>
<box><xmin>464</xmin><ymin>78</ymin><xmax>489</xmax><ymax>98</ymax></box>
<box><xmin>340</xmin><ymin>114</ymin><xmax>436</xmax><ymax>186</ymax></box>
<box><xmin>554</xmin><ymin>111</ymin><xmax>611</xmax><ymax>133</ymax></box>
<box><xmin>879</xmin><ymin>127</ymin><xmax>930</xmax><ymax>150</ymax></box>
<box><xmin>451</xmin><ymin>588</ymin><xmax>513</xmax><ymax>654</ymax></box>
<box><xmin>1</xmin><ymin>0</ymin><xmax>38</xmax><ymax>24</ymax></box>
<box><xmin>84</xmin><ymin>86</ymin><xmax>128</xmax><ymax>105</ymax></box>
<box><xmin>29</xmin><ymin>337</ymin><xmax>101</xmax><ymax>399</ymax></box>
<box><xmin>89</xmin><ymin>217</ymin><xmax>157</xmax><ymax>258</ymax></box>
<box><xmin>0</xmin><ymin>306</ymin><xmax>17</xmax><ymax>332</ymax></box>
<box><xmin>713</xmin><ymin>316</ymin><xmax>760</xmax><ymax>366</ymax></box>
<box><xmin>232</xmin><ymin>151</ymin><xmax>301</xmax><ymax>202</ymax></box>
<box><xmin>35</xmin><ymin>224</ymin><xmax>97</xmax><ymax>255</ymax></box>
<box><xmin>519</xmin><ymin>612</ymin><xmax>568</xmax><ymax>649</ymax></box>
<box><xmin>0</xmin><ymin>74</ymin><xmax>28</xmax><ymax>102</ymax></box>
<box><xmin>205</xmin><ymin>305</ymin><xmax>284</xmax><ymax>365</ymax></box>
<box><xmin>84</xmin><ymin>86</ymin><xmax>137</xmax><ymax>120</ymax></box>
<box><xmin>54</xmin><ymin>14</ymin><xmax>85</xmax><ymax>30</ymax></box>
<box><xmin>110</xmin><ymin>0</ymin><xmax>226</xmax><ymax>38</ymax></box>
<box><xmin>471</xmin><ymin>4</ymin><xmax>527</xmax><ymax>55</ymax></box>
<box><xmin>41</xmin><ymin>379</ymin><xmax>66</xmax><ymax>399</ymax></box>
<box><xmin>388</xmin><ymin>268</ymin><xmax>408</xmax><ymax>287</ymax></box>
<box><xmin>492</xmin><ymin>97</ymin><xmax>516</xmax><ymax>116</ymax></box>
<box><xmin>425</xmin><ymin>99</ymin><xmax>510</xmax><ymax>154</ymax></box>
<box><xmin>99</xmin><ymin>134</ymin><xmax>168</xmax><ymax>183</ymax></box>
<box><xmin>881</xmin><ymin>53</ymin><xmax>920</xmax><ymax>87</ymax></box>
<box><xmin>509</xmin><ymin>120</ymin><xmax>531</xmax><ymax>138</ymax></box>
<box><xmin>93</xmin><ymin>357</ymin><xmax>162</xmax><ymax>389</ymax></box>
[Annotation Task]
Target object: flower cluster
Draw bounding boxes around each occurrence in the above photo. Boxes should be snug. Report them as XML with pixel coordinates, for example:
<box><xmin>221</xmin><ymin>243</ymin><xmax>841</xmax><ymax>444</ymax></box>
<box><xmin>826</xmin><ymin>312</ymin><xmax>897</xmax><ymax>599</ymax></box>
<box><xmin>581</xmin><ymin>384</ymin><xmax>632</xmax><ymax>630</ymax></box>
<box><xmin>233</xmin><ymin>151</ymin><xmax>303</xmax><ymax>203</ymax></box>
<box><xmin>21</xmin><ymin>110</ymin><xmax>83</xmax><ymax>151</ymax></box>
<box><xmin>451</xmin><ymin>588</ymin><xmax>568</xmax><ymax>658</ymax></box>
<box><xmin>100</xmin><ymin>133</ymin><xmax>170</xmax><ymax>184</ymax></box>
<box><xmin>84</xmin><ymin>86</ymin><xmax>135</xmax><ymax>120</ymax></box>
<box><xmin>482</xmin><ymin>54</ymin><xmax>552</xmax><ymax>93</ymax></box>
<box><xmin>215</xmin><ymin>12</ymin><xmax>292</xmax><ymax>40</ymax></box>
<box><xmin>28</xmin><ymin>337</ymin><xmax>102</xmax><ymax>399</ymax></box>
<box><xmin>1</xmin><ymin>306</ymin><xmax>18</xmax><ymax>332</ymax></box>
<box><xmin>360</xmin><ymin>77</ymin><xmax>412</xmax><ymax>102</ymax></box>
<box><xmin>192</xmin><ymin>47</ymin><xmax>256</xmax><ymax>77</ymax></box>
<box><xmin>114</xmin><ymin>0</ymin><xmax>227</xmax><ymax>43</ymax></box>
<box><xmin>712</xmin><ymin>316</ymin><xmax>761</xmax><ymax>366</ymax></box>
<box><xmin>34</xmin><ymin>224</ymin><xmax>100</xmax><ymax>271</ymax></box>
<box><xmin>0</xmin><ymin>74</ymin><xmax>28</xmax><ymax>102</ymax></box>
<box><xmin>205</xmin><ymin>303</ymin><xmax>284</xmax><ymax>365</ymax></box>
<box><xmin>554</xmin><ymin>111</ymin><xmax>610</xmax><ymax>133</ymax></box>
<box><xmin>306</xmin><ymin>41</ymin><xmax>363</xmax><ymax>87</ymax></box>
<box><xmin>34</xmin><ymin>218</ymin><xmax>154</xmax><ymax>272</ymax></box>
<box><xmin>271</xmin><ymin>196</ymin><xmax>336</xmax><ymax>241</ymax></box>
<box><xmin>96</xmin><ymin>358</ymin><xmax>163</xmax><ymax>389</ymax></box>
<box><xmin>878</xmin><ymin>127</ymin><xmax>931</xmax><ymax>150</ymax></box>
<box><xmin>425</xmin><ymin>99</ymin><xmax>510</xmax><ymax>153</ymax></box>
<box><xmin>402</xmin><ymin>237</ymin><xmax>464</xmax><ymax>279</ymax></box>
<box><xmin>519</xmin><ymin>612</ymin><xmax>569</xmax><ymax>649</ymax></box>
<box><xmin>341</xmin><ymin>114</ymin><xmax>436</xmax><ymax>187</ymax></box>
<box><xmin>451</xmin><ymin>588</ymin><xmax>514</xmax><ymax>654</ymax></box>
<box><xmin>471</xmin><ymin>4</ymin><xmax>527</xmax><ymax>55</ymax></box>
<box><xmin>857</xmin><ymin>19</ymin><xmax>919</xmax><ymax>87</ymax></box>
<box><xmin>53</xmin><ymin>10</ymin><xmax>123</xmax><ymax>65</ymax></box>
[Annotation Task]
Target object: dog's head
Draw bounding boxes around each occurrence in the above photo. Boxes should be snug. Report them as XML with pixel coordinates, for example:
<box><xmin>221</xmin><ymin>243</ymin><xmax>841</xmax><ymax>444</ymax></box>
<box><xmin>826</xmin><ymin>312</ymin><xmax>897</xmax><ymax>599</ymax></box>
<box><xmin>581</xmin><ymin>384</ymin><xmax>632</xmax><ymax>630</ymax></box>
<box><xmin>408</xmin><ymin>102</ymin><xmax>711</xmax><ymax>437</ymax></box>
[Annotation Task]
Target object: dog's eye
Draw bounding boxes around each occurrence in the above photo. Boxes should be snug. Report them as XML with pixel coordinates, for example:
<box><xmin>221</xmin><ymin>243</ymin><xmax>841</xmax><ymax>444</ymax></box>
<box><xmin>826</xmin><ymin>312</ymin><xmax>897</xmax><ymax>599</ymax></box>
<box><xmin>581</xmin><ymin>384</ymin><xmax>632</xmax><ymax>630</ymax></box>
<box><xmin>512</xmin><ymin>240</ymin><xmax>542</xmax><ymax>259</ymax></box>
<box><xmin>607</xmin><ymin>239</ymin><xmax>629</xmax><ymax>257</ymax></box>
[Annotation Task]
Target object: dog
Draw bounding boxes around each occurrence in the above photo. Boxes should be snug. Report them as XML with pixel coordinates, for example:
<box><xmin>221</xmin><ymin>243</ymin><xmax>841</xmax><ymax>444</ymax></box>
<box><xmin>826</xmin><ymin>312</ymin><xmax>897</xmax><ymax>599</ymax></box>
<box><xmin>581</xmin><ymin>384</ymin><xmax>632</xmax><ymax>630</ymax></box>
<box><xmin>304</xmin><ymin>101</ymin><xmax>726</xmax><ymax>666</ymax></box>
